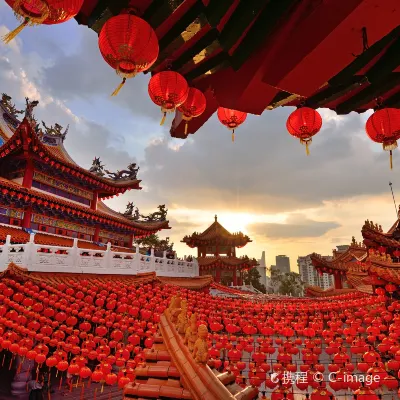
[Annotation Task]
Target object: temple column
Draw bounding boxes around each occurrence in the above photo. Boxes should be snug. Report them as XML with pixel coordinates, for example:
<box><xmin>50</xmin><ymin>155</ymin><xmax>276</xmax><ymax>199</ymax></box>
<box><xmin>93</xmin><ymin>226</ymin><xmax>100</xmax><ymax>242</ymax></box>
<box><xmin>233</xmin><ymin>267</ymin><xmax>237</xmax><ymax>286</ymax></box>
<box><xmin>215</xmin><ymin>267</ymin><xmax>221</xmax><ymax>283</ymax></box>
<box><xmin>334</xmin><ymin>274</ymin><xmax>343</xmax><ymax>289</ymax></box>
<box><xmin>129</xmin><ymin>233</ymin><xmax>134</xmax><ymax>248</ymax></box>
<box><xmin>91</xmin><ymin>191</ymin><xmax>98</xmax><ymax>211</ymax></box>
<box><xmin>22</xmin><ymin>207</ymin><xmax>32</xmax><ymax>229</ymax></box>
<box><xmin>22</xmin><ymin>158</ymin><xmax>34</xmax><ymax>188</ymax></box>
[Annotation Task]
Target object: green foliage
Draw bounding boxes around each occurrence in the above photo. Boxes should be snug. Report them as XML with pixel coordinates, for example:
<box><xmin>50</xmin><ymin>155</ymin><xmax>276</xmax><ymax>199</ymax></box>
<box><xmin>243</xmin><ymin>267</ymin><xmax>266</xmax><ymax>293</ymax></box>
<box><xmin>271</xmin><ymin>270</ymin><xmax>304</xmax><ymax>296</ymax></box>
<box><xmin>133</xmin><ymin>234</ymin><xmax>174</xmax><ymax>252</ymax></box>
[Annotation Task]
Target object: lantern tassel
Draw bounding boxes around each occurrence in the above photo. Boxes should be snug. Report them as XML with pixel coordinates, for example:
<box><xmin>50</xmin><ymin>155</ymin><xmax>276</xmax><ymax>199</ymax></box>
<box><xmin>306</xmin><ymin>141</ymin><xmax>310</xmax><ymax>156</ymax></box>
<box><xmin>160</xmin><ymin>112</ymin><xmax>167</xmax><ymax>126</ymax></box>
<box><xmin>111</xmin><ymin>77</ymin><xmax>126</xmax><ymax>97</ymax></box>
<box><xmin>184</xmin><ymin>121</ymin><xmax>188</xmax><ymax>136</ymax></box>
<box><xmin>3</xmin><ymin>18</ymin><xmax>29</xmax><ymax>44</ymax></box>
<box><xmin>390</xmin><ymin>150</ymin><xmax>393</xmax><ymax>170</ymax></box>
<box><xmin>232</xmin><ymin>130</ymin><xmax>235</xmax><ymax>142</ymax></box>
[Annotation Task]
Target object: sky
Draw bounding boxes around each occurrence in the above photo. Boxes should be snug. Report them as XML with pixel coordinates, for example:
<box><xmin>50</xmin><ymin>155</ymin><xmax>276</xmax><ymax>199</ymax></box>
<box><xmin>0</xmin><ymin>5</ymin><xmax>399</xmax><ymax>273</ymax></box>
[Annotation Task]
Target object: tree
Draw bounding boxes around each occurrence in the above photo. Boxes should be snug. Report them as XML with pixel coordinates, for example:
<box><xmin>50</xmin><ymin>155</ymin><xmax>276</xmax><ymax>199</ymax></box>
<box><xmin>271</xmin><ymin>270</ymin><xmax>304</xmax><ymax>296</ymax></box>
<box><xmin>133</xmin><ymin>234</ymin><xmax>174</xmax><ymax>252</ymax></box>
<box><xmin>243</xmin><ymin>268</ymin><xmax>266</xmax><ymax>293</ymax></box>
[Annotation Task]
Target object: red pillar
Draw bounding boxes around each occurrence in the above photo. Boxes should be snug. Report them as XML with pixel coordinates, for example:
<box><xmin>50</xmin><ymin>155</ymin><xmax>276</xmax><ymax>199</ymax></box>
<box><xmin>233</xmin><ymin>267</ymin><xmax>237</xmax><ymax>286</ymax></box>
<box><xmin>91</xmin><ymin>191</ymin><xmax>98</xmax><ymax>211</ymax></box>
<box><xmin>22</xmin><ymin>158</ymin><xmax>34</xmax><ymax>188</ymax></box>
<box><xmin>215</xmin><ymin>267</ymin><xmax>221</xmax><ymax>283</ymax></box>
<box><xmin>93</xmin><ymin>226</ymin><xmax>100</xmax><ymax>242</ymax></box>
<box><xmin>334</xmin><ymin>274</ymin><xmax>343</xmax><ymax>289</ymax></box>
<box><xmin>22</xmin><ymin>207</ymin><xmax>32</xmax><ymax>229</ymax></box>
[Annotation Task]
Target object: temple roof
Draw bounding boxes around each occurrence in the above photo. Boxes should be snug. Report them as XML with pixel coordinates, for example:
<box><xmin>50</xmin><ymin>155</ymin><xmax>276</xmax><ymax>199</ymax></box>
<box><xmin>198</xmin><ymin>255</ymin><xmax>258</xmax><ymax>269</ymax></box>
<box><xmin>0</xmin><ymin>100</ymin><xmax>141</xmax><ymax>196</ymax></box>
<box><xmin>305</xmin><ymin>286</ymin><xmax>362</xmax><ymax>298</ymax></box>
<box><xmin>310</xmin><ymin>241</ymin><xmax>367</xmax><ymax>273</ymax></box>
<box><xmin>73</xmin><ymin>1</ymin><xmax>400</xmax><ymax>138</ymax></box>
<box><xmin>182</xmin><ymin>215</ymin><xmax>251</xmax><ymax>248</ymax></box>
<box><xmin>0</xmin><ymin>175</ymin><xmax>169</xmax><ymax>234</ymax></box>
<box><xmin>362</xmin><ymin>219</ymin><xmax>400</xmax><ymax>248</ymax></box>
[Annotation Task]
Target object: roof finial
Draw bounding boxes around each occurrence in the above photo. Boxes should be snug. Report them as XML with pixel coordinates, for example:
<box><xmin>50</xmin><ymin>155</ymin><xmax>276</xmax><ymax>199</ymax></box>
<box><xmin>215</xmin><ymin>214</ymin><xmax>217</xmax><ymax>222</ymax></box>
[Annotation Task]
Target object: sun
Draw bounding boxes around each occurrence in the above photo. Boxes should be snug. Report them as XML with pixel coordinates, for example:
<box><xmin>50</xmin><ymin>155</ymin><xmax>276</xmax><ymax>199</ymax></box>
<box><xmin>217</xmin><ymin>213</ymin><xmax>255</xmax><ymax>234</ymax></box>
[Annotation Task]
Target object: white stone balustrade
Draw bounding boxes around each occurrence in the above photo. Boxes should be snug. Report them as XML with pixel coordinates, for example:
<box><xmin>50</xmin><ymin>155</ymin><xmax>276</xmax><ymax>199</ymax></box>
<box><xmin>0</xmin><ymin>234</ymin><xmax>199</xmax><ymax>277</ymax></box>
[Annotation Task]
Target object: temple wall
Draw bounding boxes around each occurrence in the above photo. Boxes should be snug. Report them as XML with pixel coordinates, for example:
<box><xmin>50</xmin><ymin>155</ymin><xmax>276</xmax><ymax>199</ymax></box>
<box><xmin>0</xmin><ymin>234</ymin><xmax>199</xmax><ymax>277</ymax></box>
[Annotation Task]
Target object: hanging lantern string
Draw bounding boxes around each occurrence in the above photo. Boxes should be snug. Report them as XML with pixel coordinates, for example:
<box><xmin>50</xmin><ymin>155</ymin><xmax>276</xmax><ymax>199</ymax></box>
<box><xmin>390</xmin><ymin>150</ymin><xmax>393</xmax><ymax>170</ymax></box>
<box><xmin>111</xmin><ymin>78</ymin><xmax>127</xmax><ymax>97</ymax></box>
<box><xmin>232</xmin><ymin>129</ymin><xmax>235</xmax><ymax>143</ymax></box>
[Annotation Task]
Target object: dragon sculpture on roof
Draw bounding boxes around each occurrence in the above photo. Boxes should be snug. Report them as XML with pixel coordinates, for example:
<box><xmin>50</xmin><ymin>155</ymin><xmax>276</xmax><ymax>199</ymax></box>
<box><xmin>105</xmin><ymin>162</ymin><xmax>139</xmax><ymax>181</ymax></box>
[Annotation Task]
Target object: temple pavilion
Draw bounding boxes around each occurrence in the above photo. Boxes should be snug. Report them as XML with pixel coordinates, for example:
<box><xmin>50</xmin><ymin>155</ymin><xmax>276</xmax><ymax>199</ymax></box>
<box><xmin>0</xmin><ymin>94</ymin><xmax>169</xmax><ymax>251</ymax></box>
<box><xmin>182</xmin><ymin>215</ymin><xmax>258</xmax><ymax>285</ymax></box>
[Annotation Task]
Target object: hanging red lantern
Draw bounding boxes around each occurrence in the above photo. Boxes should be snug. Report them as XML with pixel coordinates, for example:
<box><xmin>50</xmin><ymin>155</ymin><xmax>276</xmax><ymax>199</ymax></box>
<box><xmin>217</xmin><ymin>107</ymin><xmax>247</xmax><ymax>142</ymax></box>
<box><xmin>286</xmin><ymin>107</ymin><xmax>322</xmax><ymax>155</ymax></box>
<box><xmin>4</xmin><ymin>0</ymin><xmax>84</xmax><ymax>43</ymax></box>
<box><xmin>177</xmin><ymin>87</ymin><xmax>206</xmax><ymax>135</ymax></box>
<box><xmin>148</xmin><ymin>71</ymin><xmax>189</xmax><ymax>125</ymax></box>
<box><xmin>366</xmin><ymin>108</ymin><xmax>400</xmax><ymax>169</ymax></box>
<box><xmin>99</xmin><ymin>13</ymin><xmax>159</xmax><ymax>96</ymax></box>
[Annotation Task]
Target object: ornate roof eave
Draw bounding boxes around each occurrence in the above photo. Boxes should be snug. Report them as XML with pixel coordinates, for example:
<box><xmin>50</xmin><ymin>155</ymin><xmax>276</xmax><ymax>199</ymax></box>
<box><xmin>362</xmin><ymin>225</ymin><xmax>400</xmax><ymax>248</ymax></box>
<box><xmin>0</xmin><ymin>118</ymin><xmax>142</xmax><ymax>195</ymax></box>
<box><xmin>197</xmin><ymin>256</ymin><xmax>259</xmax><ymax>268</ymax></box>
<box><xmin>305</xmin><ymin>286</ymin><xmax>358</xmax><ymax>297</ymax></box>
<box><xmin>0</xmin><ymin>177</ymin><xmax>169</xmax><ymax>233</ymax></box>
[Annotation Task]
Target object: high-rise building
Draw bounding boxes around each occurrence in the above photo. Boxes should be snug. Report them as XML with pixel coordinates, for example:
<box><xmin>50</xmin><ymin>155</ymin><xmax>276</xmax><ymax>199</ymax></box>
<box><xmin>298</xmin><ymin>255</ymin><xmax>334</xmax><ymax>290</ymax></box>
<box><xmin>276</xmin><ymin>255</ymin><xmax>290</xmax><ymax>274</ymax></box>
<box><xmin>256</xmin><ymin>251</ymin><xmax>268</xmax><ymax>290</ymax></box>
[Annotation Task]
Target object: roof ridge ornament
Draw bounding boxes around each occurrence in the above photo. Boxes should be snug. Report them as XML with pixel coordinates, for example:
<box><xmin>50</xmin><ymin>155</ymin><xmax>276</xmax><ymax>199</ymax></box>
<box><xmin>89</xmin><ymin>157</ymin><xmax>105</xmax><ymax>177</ymax></box>
<box><xmin>104</xmin><ymin>162</ymin><xmax>139</xmax><ymax>181</ymax></box>
<box><xmin>41</xmin><ymin>120</ymin><xmax>68</xmax><ymax>142</ymax></box>
<box><xmin>1</xmin><ymin>93</ymin><xmax>23</xmax><ymax>117</ymax></box>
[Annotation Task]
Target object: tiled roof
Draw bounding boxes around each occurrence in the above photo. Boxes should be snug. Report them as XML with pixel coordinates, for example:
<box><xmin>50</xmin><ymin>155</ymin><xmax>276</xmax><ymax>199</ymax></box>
<box><xmin>182</xmin><ymin>218</ymin><xmax>251</xmax><ymax>248</ymax></box>
<box><xmin>0</xmin><ymin>224</ymin><xmax>135</xmax><ymax>253</ymax></box>
<box><xmin>157</xmin><ymin>275</ymin><xmax>213</xmax><ymax>290</ymax></box>
<box><xmin>305</xmin><ymin>286</ymin><xmax>358</xmax><ymax>297</ymax></box>
<box><xmin>198</xmin><ymin>255</ymin><xmax>258</xmax><ymax>268</ymax></box>
<box><xmin>0</xmin><ymin>176</ymin><xmax>168</xmax><ymax>232</ymax></box>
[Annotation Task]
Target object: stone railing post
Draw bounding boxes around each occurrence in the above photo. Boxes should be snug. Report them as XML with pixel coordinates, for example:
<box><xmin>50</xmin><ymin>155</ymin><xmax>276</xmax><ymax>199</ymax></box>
<box><xmin>134</xmin><ymin>245</ymin><xmax>140</xmax><ymax>271</ymax></box>
<box><xmin>0</xmin><ymin>235</ymin><xmax>11</xmax><ymax>271</ymax></box>
<box><xmin>70</xmin><ymin>238</ymin><xmax>79</xmax><ymax>267</ymax></box>
<box><xmin>104</xmin><ymin>242</ymin><xmax>112</xmax><ymax>270</ymax></box>
<box><xmin>150</xmin><ymin>248</ymin><xmax>155</xmax><ymax>272</ymax></box>
<box><xmin>23</xmin><ymin>233</ymin><xmax>35</xmax><ymax>267</ymax></box>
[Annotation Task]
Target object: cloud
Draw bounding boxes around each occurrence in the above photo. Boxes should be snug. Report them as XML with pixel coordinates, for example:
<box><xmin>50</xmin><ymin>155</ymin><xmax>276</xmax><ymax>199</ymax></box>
<box><xmin>248</xmin><ymin>213</ymin><xmax>340</xmax><ymax>239</ymax></box>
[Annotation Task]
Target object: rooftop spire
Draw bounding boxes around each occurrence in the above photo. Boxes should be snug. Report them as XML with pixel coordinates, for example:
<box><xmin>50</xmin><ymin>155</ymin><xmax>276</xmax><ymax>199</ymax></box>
<box><xmin>215</xmin><ymin>214</ymin><xmax>217</xmax><ymax>222</ymax></box>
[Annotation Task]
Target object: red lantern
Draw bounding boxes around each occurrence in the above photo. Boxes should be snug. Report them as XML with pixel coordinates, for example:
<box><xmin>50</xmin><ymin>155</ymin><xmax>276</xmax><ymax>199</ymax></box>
<box><xmin>366</xmin><ymin>108</ymin><xmax>400</xmax><ymax>169</ymax></box>
<box><xmin>217</xmin><ymin>107</ymin><xmax>247</xmax><ymax>142</ymax></box>
<box><xmin>99</xmin><ymin>13</ymin><xmax>159</xmax><ymax>96</ymax></box>
<box><xmin>177</xmin><ymin>87</ymin><xmax>206</xmax><ymax>135</ymax></box>
<box><xmin>286</xmin><ymin>107</ymin><xmax>322</xmax><ymax>155</ymax></box>
<box><xmin>4</xmin><ymin>0</ymin><xmax>84</xmax><ymax>43</ymax></box>
<box><xmin>148</xmin><ymin>71</ymin><xmax>189</xmax><ymax>125</ymax></box>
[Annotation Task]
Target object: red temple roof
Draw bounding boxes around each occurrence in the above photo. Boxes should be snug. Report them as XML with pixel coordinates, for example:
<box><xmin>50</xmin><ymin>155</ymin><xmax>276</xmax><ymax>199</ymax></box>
<box><xmin>198</xmin><ymin>255</ymin><xmax>258</xmax><ymax>269</ymax></box>
<box><xmin>0</xmin><ymin>105</ymin><xmax>141</xmax><ymax>197</ymax></box>
<box><xmin>182</xmin><ymin>215</ymin><xmax>251</xmax><ymax>248</ymax></box>
<box><xmin>74</xmin><ymin>0</ymin><xmax>400</xmax><ymax>138</ymax></box>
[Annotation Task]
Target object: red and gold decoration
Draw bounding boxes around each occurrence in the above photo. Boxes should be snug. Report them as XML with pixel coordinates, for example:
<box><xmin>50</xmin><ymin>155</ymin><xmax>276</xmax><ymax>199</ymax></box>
<box><xmin>3</xmin><ymin>0</ymin><xmax>84</xmax><ymax>43</ymax></box>
<box><xmin>177</xmin><ymin>87</ymin><xmax>206</xmax><ymax>136</ymax></box>
<box><xmin>286</xmin><ymin>107</ymin><xmax>322</xmax><ymax>155</ymax></box>
<box><xmin>98</xmin><ymin>13</ymin><xmax>159</xmax><ymax>96</ymax></box>
<box><xmin>148</xmin><ymin>71</ymin><xmax>189</xmax><ymax>125</ymax></box>
<box><xmin>365</xmin><ymin>108</ymin><xmax>400</xmax><ymax>169</ymax></box>
<box><xmin>217</xmin><ymin>107</ymin><xmax>247</xmax><ymax>142</ymax></box>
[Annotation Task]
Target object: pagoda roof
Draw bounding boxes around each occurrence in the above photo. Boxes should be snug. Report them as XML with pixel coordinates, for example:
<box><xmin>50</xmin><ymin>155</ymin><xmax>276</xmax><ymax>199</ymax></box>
<box><xmin>305</xmin><ymin>286</ymin><xmax>364</xmax><ymax>298</ymax></box>
<box><xmin>0</xmin><ymin>103</ymin><xmax>141</xmax><ymax>196</ymax></box>
<box><xmin>311</xmin><ymin>242</ymin><xmax>367</xmax><ymax>273</ymax></box>
<box><xmin>157</xmin><ymin>275</ymin><xmax>213</xmax><ymax>290</ymax></box>
<box><xmin>361</xmin><ymin>219</ymin><xmax>400</xmax><ymax>248</ymax></box>
<box><xmin>198</xmin><ymin>255</ymin><xmax>258</xmax><ymax>269</ymax></box>
<box><xmin>182</xmin><ymin>215</ymin><xmax>251</xmax><ymax>248</ymax></box>
<box><xmin>0</xmin><ymin>176</ymin><xmax>169</xmax><ymax>234</ymax></box>
<box><xmin>74</xmin><ymin>1</ymin><xmax>400</xmax><ymax>138</ymax></box>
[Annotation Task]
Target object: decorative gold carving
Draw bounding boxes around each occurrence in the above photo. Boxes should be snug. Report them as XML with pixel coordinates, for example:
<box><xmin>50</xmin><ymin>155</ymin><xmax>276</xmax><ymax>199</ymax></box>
<box><xmin>184</xmin><ymin>313</ymin><xmax>198</xmax><ymax>353</ymax></box>
<box><xmin>168</xmin><ymin>296</ymin><xmax>182</xmax><ymax>324</ymax></box>
<box><xmin>192</xmin><ymin>324</ymin><xmax>209</xmax><ymax>364</ymax></box>
<box><xmin>176</xmin><ymin>300</ymin><xmax>188</xmax><ymax>334</ymax></box>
